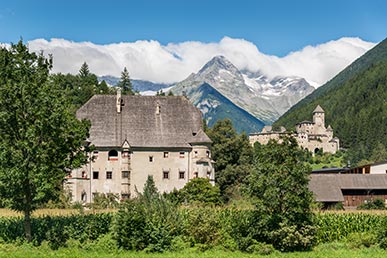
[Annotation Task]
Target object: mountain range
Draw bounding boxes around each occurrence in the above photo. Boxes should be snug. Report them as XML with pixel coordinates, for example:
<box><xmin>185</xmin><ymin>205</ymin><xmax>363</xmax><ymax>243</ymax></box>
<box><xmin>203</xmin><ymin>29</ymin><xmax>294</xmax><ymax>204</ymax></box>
<box><xmin>171</xmin><ymin>56</ymin><xmax>314</xmax><ymax>129</ymax></box>
<box><xmin>100</xmin><ymin>56</ymin><xmax>314</xmax><ymax>133</ymax></box>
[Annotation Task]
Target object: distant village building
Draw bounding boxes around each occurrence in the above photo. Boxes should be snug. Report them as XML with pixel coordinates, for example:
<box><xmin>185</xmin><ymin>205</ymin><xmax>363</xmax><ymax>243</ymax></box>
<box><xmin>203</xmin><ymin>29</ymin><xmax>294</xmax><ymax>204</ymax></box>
<box><xmin>66</xmin><ymin>91</ymin><xmax>215</xmax><ymax>203</ymax></box>
<box><xmin>249</xmin><ymin>105</ymin><xmax>340</xmax><ymax>154</ymax></box>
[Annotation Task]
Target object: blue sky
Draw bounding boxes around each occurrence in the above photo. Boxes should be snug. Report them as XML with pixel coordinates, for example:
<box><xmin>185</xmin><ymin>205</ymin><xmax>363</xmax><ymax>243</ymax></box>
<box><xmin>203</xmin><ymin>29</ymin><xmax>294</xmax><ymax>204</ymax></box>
<box><xmin>0</xmin><ymin>0</ymin><xmax>386</xmax><ymax>56</ymax></box>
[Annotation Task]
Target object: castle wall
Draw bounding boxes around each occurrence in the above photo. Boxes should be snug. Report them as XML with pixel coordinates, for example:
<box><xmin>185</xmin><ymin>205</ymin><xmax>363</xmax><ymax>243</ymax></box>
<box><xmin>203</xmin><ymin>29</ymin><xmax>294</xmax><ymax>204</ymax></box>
<box><xmin>249</xmin><ymin>106</ymin><xmax>339</xmax><ymax>154</ymax></box>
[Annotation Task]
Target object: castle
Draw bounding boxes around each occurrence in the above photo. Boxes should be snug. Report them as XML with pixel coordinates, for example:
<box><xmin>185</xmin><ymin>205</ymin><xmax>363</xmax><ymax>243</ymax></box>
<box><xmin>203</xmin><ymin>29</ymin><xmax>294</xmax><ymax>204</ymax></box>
<box><xmin>249</xmin><ymin>105</ymin><xmax>340</xmax><ymax>154</ymax></box>
<box><xmin>66</xmin><ymin>91</ymin><xmax>215</xmax><ymax>203</ymax></box>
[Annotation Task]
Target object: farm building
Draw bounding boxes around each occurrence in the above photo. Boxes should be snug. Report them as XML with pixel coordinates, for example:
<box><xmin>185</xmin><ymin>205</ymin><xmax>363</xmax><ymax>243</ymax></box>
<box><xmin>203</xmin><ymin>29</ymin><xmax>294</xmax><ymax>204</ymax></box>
<box><xmin>309</xmin><ymin>174</ymin><xmax>387</xmax><ymax>208</ymax></box>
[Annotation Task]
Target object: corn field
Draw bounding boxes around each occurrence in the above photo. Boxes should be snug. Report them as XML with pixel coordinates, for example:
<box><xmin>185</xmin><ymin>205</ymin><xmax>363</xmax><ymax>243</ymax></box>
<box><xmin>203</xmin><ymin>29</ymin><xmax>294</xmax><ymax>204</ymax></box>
<box><xmin>315</xmin><ymin>212</ymin><xmax>386</xmax><ymax>243</ymax></box>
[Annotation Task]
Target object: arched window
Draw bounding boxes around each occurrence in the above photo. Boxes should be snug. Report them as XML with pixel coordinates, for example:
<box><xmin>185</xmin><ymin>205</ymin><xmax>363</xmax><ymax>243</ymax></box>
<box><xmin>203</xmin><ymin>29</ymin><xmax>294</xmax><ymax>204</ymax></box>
<box><xmin>108</xmin><ymin>150</ymin><xmax>118</xmax><ymax>160</ymax></box>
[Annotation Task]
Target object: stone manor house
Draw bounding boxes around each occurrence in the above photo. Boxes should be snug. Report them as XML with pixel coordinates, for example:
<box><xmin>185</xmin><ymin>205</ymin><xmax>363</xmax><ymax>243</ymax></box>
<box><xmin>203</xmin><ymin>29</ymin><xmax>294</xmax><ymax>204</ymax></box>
<box><xmin>249</xmin><ymin>105</ymin><xmax>340</xmax><ymax>154</ymax></box>
<box><xmin>66</xmin><ymin>91</ymin><xmax>215</xmax><ymax>203</ymax></box>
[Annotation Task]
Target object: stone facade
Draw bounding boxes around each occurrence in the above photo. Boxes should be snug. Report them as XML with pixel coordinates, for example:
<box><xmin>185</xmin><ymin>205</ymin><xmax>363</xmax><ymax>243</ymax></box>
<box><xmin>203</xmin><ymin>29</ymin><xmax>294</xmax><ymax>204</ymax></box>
<box><xmin>249</xmin><ymin>105</ymin><xmax>340</xmax><ymax>154</ymax></box>
<box><xmin>66</xmin><ymin>92</ymin><xmax>214</xmax><ymax>203</ymax></box>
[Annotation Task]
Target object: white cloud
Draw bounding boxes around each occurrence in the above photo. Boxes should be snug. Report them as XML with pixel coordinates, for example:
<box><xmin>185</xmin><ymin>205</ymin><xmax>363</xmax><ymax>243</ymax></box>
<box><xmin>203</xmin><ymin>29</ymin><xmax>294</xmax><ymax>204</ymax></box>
<box><xmin>26</xmin><ymin>36</ymin><xmax>376</xmax><ymax>86</ymax></box>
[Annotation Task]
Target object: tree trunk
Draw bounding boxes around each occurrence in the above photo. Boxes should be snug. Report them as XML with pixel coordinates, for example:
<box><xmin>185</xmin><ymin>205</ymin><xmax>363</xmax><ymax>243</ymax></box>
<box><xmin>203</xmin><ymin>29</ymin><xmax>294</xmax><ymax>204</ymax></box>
<box><xmin>24</xmin><ymin>209</ymin><xmax>32</xmax><ymax>242</ymax></box>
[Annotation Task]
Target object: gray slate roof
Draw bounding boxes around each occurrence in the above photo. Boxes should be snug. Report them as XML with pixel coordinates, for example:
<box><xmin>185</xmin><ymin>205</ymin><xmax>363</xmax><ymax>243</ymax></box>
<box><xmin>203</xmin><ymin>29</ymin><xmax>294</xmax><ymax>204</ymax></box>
<box><xmin>77</xmin><ymin>95</ymin><xmax>212</xmax><ymax>148</ymax></box>
<box><xmin>309</xmin><ymin>174</ymin><xmax>387</xmax><ymax>202</ymax></box>
<box><xmin>309</xmin><ymin>174</ymin><xmax>344</xmax><ymax>202</ymax></box>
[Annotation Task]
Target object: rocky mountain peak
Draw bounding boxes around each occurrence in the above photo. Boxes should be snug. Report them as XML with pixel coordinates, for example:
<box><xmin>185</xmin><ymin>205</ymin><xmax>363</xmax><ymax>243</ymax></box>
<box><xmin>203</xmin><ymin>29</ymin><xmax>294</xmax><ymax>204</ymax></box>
<box><xmin>198</xmin><ymin>55</ymin><xmax>241</xmax><ymax>77</ymax></box>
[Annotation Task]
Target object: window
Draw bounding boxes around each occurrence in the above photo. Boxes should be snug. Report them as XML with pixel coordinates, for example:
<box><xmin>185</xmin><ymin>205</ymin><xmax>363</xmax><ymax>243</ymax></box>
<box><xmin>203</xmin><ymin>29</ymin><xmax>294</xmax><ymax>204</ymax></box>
<box><xmin>93</xmin><ymin>151</ymin><xmax>99</xmax><ymax>160</ymax></box>
<box><xmin>121</xmin><ymin>193</ymin><xmax>130</xmax><ymax>200</ymax></box>
<box><xmin>163</xmin><ymin>152</ymin><xmax>169</xmax><ymax>158</ymax></box>
<box><xmin>93</xmin><ymin>171</ymin><xmax>99</xmax><ymax>179</ymax></box>
<box><xmin>106</xmin><ymin>171</ymin><xmax>112</xmax><ymax>179</ymax></box>
<box><xmin>163</xmin><ymin>171</ymin><xmax>169</xmax><ymax>179</ymax></box>
<box><xmin>179</xmin><ymin>171</ymin><xmax>185</xmax><ymax>179</ymax></box>
<box><xmin>149</xmin><ymin>156</ymin><xmax>154</xmax><ymax>162</ymax></box>
<box><xmin>122</xmin><ymin>171</ymin><xmax>130</xmax><ymax>179</ymax></box>
<box><xmin>81</xmin><ymin>191</ymin><xmax>87</xmax><ymax>202</ymax></box>
<box><xmin>108</xmin><ymin>150</ymin><xmax>118</xmax><ymax>160</ymax></box>
<box><xmin>122</xmin><ymin>151</ymin><xmax>130</xmax><ymax>158</ymax></box>
<box><xmin>179</xmin><ymin>152</ymin><xmax>185</xmax><ymax>158</ymax></box>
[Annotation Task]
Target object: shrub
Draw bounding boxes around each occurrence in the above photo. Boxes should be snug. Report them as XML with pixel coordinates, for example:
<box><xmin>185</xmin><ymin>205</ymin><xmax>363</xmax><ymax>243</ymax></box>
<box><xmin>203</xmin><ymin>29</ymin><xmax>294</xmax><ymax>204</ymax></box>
<box><xmin>246</xmin><ymin>242</ymin><xmax>275</xmax><ymax>255</ymax></box>
<box><xmin>358</xmin><ymin>199</ymin><xmax>385</xmax><ymax>210</ymax></box>
<box><xmin>377</xmin><ymin>217</ymin><xmax>387</xmax><ymax>249</ymax></box>
<box><xmin>87</xmin><ymin>193</ymin><xmax>119</xmax><ymax>209</ymax></box>
<box><xmin>112</xmin><ymin>176</ymin><xmax>181</xmax><ymax>252</ymax></box>
<box><xmin>268</xmin><ymin>223</ymin><xmax>316</xmax><ymax>252</ymax></box>
<box><xmin>180</xmin><ymin>207</ymin><xmax>221</xmax><ymax>248</ymax></box>
<box><xmin>0</xmin><ymin>213</ymin><xmax>113</xmax><ymax>248</ymax></box>
<box><xmin>347</xmin><ymin>232</ymin><xmax>377</xmax><ymax>249</ymax></box>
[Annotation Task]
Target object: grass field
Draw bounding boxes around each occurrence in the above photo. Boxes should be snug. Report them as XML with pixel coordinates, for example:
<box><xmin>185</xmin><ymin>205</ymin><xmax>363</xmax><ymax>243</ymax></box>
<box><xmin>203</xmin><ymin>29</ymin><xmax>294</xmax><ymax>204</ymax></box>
<box><xmin>1</xmin><ymin>243</ymin><xmax>387</xmax><ymax>258</ymax></box>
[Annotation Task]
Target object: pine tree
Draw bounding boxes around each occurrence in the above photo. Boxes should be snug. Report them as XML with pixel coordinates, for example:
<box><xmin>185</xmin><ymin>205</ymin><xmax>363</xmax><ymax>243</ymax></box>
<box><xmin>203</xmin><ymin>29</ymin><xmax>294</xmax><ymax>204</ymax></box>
<box><xmin>78</xmin><ymin>62</ymin><xmax>90</xmax><ymax>77</ymax></box>
<box><xmin>118</xmin><ymin>67</ymin><xmax>134</xmax><ymax>95</ymax></box>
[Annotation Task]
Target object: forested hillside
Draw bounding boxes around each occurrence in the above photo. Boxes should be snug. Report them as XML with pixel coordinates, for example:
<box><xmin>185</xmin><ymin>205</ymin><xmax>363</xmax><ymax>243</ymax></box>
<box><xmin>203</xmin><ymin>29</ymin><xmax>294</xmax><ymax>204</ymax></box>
<box><xmin>276</xmin><ymin>37</ymin><xmax>387</xmax><ymax>130</ymax></box>
<box><xmin>274</xmin><ymin>38</ymin><xmax>387</xmax><ymax>164</ymax></box>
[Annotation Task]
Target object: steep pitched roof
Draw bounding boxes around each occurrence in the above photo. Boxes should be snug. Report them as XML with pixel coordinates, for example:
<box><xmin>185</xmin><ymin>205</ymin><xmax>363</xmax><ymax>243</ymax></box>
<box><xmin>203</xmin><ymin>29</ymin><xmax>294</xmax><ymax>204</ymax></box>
<box><xmin>309</xmin><ymin>174</ymin><xmax>344</xmax><ymax>202</ymax></box>
<box><xmin>77</xmin><ymin>95</ymin><xmax>211</xmax><ymax>148</ymax></box>
<box><xmin>313</xmin><ymin>105</ymin><xmax>325</xmax><ymax>113</ymax></box>
<box><xmin>309</xmin><ymin>174</ymin><xmax>387</xmax><ymax>202</ymax></box>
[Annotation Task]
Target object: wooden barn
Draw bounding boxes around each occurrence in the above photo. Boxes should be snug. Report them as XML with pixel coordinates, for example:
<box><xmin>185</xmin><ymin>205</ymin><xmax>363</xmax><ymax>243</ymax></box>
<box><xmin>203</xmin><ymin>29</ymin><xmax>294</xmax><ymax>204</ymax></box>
<box><xmin>309</xmin><ymin>174</ymin><xmax>387</xmax><ymax>208</ymax></box>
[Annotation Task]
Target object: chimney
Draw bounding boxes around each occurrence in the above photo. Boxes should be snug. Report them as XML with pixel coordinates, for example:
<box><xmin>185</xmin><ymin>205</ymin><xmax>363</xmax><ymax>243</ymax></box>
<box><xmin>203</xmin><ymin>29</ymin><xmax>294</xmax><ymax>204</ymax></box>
<box><xmin>116</xmin><ymin>88</ymin><xmax>122</xmax><ymax>113</ymax></box>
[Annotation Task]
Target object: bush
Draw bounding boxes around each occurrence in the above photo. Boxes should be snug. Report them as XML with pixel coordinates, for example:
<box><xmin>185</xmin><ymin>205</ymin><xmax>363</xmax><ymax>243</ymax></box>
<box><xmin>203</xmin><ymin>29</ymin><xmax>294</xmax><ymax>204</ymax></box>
<box><xmin>0</xmin><ymin>213</ymin><xmax>113</xmax><ymax>248</ymax></box>
<box><xmin>358</xmin><ymin>199</ymin><xmax>385</xmax><ymax>210</ymax></box>
<box><xmin>180</xmin><ymin>207</ymin><xmax>221</xmax><ymax>248</ymax></box>
<box><xmin>347</xmin><ymin>232</ymin><xmax>377</xmax><ymax>249</ymax></box>
<box><xmin>112</xmin><ymin>176</ymin><xmax>181</xmax><ymax>252</ymax></box>
<box><xmin>87</xmin><ymin>193</ymin><xmax>119</xmax><ymax>209</ymax></box>
<box><xmin>268</xmin><ymin>223</ymin><xmax>316</xmax><ymax>252</ymax></box>
<box><xmin>246</xmin><ymin>242</ymin><xmax>275</xmax><ymax>255</ymax></box>
<box><xmin>377</xmin><ymin>217</ymin><xmax>387</xmax><ymax>249</ymax></box>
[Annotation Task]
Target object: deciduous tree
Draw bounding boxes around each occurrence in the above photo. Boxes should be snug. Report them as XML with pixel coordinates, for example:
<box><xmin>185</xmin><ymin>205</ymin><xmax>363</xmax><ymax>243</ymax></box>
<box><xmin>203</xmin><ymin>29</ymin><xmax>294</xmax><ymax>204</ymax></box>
<box><xmin>245</xmin><ymin>136</ymin><xmax>315</xmax><ymax>251</ymax></box>
<box><xmin>206</xmin><ymin>119</ymin><xmax>253</xmax><ymax>201</ymax></box>
<box><xmin>0</xmin><ymin>41</ymin><xmax>90</xmax><ymax>241</ymax></box>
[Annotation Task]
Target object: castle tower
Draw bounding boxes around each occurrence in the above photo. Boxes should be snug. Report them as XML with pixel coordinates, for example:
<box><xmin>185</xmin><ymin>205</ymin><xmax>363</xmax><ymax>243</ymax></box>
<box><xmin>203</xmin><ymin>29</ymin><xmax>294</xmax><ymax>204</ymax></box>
<box><xmin>313</xmin><ymin>105</ymin><xmax>325</xmax><ymax>127</ymax></box>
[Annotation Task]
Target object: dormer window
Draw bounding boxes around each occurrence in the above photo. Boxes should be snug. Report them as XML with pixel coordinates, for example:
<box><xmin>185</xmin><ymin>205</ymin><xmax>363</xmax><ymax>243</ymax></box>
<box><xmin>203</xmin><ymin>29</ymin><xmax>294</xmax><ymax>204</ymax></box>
<box><xmin>108</xmin><ymin>150</ymin><xmax>118</xmax><ymax>161</ymax></box>
<box><xmin>156</xmin><ymin>103</ymin><xmax>161</xmax><ymax>114</ymax></box>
